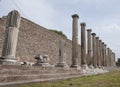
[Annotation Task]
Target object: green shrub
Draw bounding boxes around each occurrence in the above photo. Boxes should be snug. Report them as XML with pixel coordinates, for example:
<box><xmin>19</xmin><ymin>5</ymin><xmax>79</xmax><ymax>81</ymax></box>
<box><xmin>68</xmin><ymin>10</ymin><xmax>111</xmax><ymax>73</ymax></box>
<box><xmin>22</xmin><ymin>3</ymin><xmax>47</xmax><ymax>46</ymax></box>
<box><xmin>49</xmin><ymin>29</ymin><xmax>67</xmax><ymax>39</ymax></box>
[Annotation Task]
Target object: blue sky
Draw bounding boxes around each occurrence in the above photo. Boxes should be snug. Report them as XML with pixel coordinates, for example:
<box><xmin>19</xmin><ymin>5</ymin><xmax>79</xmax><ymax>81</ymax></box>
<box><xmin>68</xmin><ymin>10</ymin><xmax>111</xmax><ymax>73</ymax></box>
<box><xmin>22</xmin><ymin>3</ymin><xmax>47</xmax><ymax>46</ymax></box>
<box><xmin>0</xmin><ymin>0</ymin><xmax>120</xmax><ymax>60</ymax></box>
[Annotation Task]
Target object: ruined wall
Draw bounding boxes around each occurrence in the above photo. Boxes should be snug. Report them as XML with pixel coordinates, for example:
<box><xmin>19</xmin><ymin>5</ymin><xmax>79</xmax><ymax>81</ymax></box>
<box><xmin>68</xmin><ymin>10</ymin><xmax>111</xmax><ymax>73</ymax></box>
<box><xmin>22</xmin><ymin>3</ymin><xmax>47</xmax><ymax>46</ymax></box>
<box><xmin>0</xmin><ymin>17</ymin><xmax>81</xmax><ymax>66</ymax></box>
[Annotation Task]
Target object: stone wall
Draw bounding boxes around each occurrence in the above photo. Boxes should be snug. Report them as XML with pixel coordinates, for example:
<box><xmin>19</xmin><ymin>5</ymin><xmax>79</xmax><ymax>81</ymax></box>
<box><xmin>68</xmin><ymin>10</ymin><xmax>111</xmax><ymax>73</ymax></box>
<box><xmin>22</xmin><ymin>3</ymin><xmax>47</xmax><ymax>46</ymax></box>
<box><xmin>0</xmin><ymin>17</ymin><xmax>81</xmax><ymax>66</ymax></box>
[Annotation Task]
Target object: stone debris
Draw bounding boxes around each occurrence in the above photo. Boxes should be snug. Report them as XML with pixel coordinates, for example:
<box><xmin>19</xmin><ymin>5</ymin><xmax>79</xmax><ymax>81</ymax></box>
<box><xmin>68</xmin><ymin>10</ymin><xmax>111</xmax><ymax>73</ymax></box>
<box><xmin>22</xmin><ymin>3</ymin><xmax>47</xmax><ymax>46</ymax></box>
<box><xmin>82</xmin><ymin>68</ymin><xmax>108</xmax><ymax>75</ymax></box>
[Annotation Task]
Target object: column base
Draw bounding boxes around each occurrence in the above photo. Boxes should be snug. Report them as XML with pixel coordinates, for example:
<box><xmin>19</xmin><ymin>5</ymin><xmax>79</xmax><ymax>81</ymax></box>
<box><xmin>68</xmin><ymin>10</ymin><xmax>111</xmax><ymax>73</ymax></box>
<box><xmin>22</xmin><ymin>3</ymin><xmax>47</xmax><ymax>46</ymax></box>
<box><xmin>97</xmin><ymin>66</ymin><xmax>102</xmax><ymax>69</ymax></box>
<box><xmin>93</xmin><ymin>65</ymin><xmax>98</xmax><ymax>68</ymax></box>
<box><xmin>88</xmin><ymin>65</ymin><xmax>94</xmax><ymax>69</ymax></box>
<box><xmin>0</xmin><ymin>58</ymin><xmax>20</xmax><ymax>65</ymax></box>
<box><xmin>81</xmin><ymin>64</ymin><xmax>89</xmax><ymax>70</ymax></box>
<box><xmin>70</xmin><ymin>64</ymin><xmax>80</xmax><ymax>69</ymax></box>
<box><xmin>55</xmin><ymin>62</ymin><xmax>69</xmax><ymax>68</ymax></box>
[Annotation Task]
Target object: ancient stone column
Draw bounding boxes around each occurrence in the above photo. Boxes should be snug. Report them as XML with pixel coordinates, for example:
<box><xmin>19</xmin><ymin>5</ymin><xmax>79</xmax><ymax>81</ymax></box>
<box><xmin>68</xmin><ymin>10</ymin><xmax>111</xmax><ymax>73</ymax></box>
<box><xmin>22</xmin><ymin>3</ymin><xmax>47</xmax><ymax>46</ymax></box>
<box><xmin>71</xmin><ymin>14</ymin><xmax>79</xmax><ymax>68</ymax></box>
<box><xmin>111</xmin><ymin>52</ymin><xmax>114</xmax><ymax>67</ymax></box>
<box><xmin>92</xmin><ymin>33</ymin><xmax>97</xmax><ymax>68</ymax></box>
<box><xmin>99</xmin><ymin>40</ymin><xmax>102</xmax><ymax>67</ymax></box>
<box><xmin>87</xmin><ymin>29</ymin><xmax>92</xmax><ymax>67</ymax></box>
<box><xmin>112</xmin><ymin>52</ymin><xmax>116</xmax><ymax>67</ymax></box>
<box><xmin>104</xmin><ymin>44</ymin><xmax>107</xmax><ymax>66</ymax></box>
<box><xmin>109</xmin><ymin>49</ymin><xmax>112</xmax><ymax>67</ymax></box>
<box><xmin>56</xmin><ymin>40</ymin><xmax>68</xmax><ymax>68</ymax></box>
<box><xmin>102</xmin><ymin>42</ymin><xmax>105</xmax><ymax>67</ymax></box>
<box><xmin>107</xmin><ymin>48</ymin><xmax>110</xmax><ymax>67</ymax></box>
<box><xmin>0</xmin><ymin>10</ymin><xmax>21</xmax><ymax>64</ymax></box>
<box><xmin>80</xmin><ymin>22</ymin><xmax>88</xmax><ymax>69</ymax></box>
<box><xmin>108</xmin><ymin>48</ymin><xmax>112</xmax><ymax>67</ymax></box>
<box><xmin>96</xmin><ymin>37</ymin><xmax>100</xmax><ymax>67</ymax></box>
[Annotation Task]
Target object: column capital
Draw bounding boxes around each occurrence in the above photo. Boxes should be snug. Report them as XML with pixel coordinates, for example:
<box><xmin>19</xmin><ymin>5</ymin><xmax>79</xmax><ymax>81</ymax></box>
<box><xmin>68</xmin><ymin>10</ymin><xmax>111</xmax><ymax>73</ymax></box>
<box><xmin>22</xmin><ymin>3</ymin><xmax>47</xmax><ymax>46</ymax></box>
<box><xmin>99</xmin><ymin>40</ymin><xmax>102</xmax><ymax>42</ymax></box>
<box><xmin>80</xmin><ymin>22</ymin><xmax>86</xmax><ymax>26</ymax></box>
<box><xmin>96</xmin><ymin>37</ymin><xmax>99</xmax><ymax>39</ymax></box>
<box><xmin>72</xmin><ymin>14</ymin><xmax>79</xmax><ymax>19</ymax></box>
<box><xmin>102</xmin><ymin>42</ymin><xmax>104</xmax><ymax>44</ymax></box>
<box><xmin>104</xmin><ymin>44</ymin><xmax>107</xmax><ymax>47</ymax></box>
<box><xmin>92</xmin><ymin>33</ymin><xmax>96</xmax><ymax>36</ymax></box>
<box><xmin>87</xmin><ymin>29</ymin><xmax>92</xmax><ymax>32</ymax></box>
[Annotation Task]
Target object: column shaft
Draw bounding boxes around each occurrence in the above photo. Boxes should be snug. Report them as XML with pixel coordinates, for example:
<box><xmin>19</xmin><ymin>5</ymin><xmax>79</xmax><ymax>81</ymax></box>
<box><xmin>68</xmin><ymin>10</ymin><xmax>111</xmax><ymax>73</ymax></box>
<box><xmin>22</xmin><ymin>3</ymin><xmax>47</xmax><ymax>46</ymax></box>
<box><xmin>92</xmin><ymin>33</ymin><xmax>97</xmax><ymax>68</ymax></box>
<box><xmin>71</xmin><ymin>14</ymin><xmax>79</xmax><ymax>67</ymax></box>
<box><xmin>56</xmin><ymin>40</ymin><xmax>68</xmax><ymax>67</ymax></box>
<box><xmin>81</xmin><ymin>22</ymin><xmax>86</xmax><ymax>65</ymax></box>
<box><xmin>99</xmin><ymin>40</ymin><xmax>102</xmax><ymax>67</ymax></box>
<box><xmin>87</xmin><ymin>29</ymin><xmax>92</xmax><ymax>66</ymax></box>
<box><xmin>0</xmin><ymin>10</ymin><xmax>21</xmax><ymax>64</ymax></box>
<box><xmin>96</xmin><ymin>37</ymin><xmax>100</xmax><ymax>67</ymax></box>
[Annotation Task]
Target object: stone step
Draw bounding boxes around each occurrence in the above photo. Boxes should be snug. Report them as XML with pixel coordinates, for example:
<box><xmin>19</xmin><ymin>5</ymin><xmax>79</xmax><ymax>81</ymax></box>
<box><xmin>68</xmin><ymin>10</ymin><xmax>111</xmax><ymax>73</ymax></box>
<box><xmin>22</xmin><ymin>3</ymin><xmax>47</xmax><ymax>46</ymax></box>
<box><xmin>0</xmin><ymin>73</ymin><xmax>80</xmax><ymax>82</ymax></box>
<box><xmin>0</xmin><ymin>68</ymin><xmax>80</xmax><ymax>75</ymax></box>
<box><xmin>0</xmin><ymin>74</ymin><xmax>83</xmax><ymax>87</ymax></box>
<box><xmin>0</xmin><ymin>70</ymin><xmax>79</xmax><ymax>75</ymax></box>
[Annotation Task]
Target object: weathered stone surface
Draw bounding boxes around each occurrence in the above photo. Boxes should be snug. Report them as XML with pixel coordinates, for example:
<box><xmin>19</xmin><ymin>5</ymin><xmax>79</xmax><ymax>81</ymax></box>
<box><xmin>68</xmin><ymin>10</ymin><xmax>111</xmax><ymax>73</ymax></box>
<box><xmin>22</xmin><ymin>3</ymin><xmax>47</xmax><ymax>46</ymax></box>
<box><xmin>0</xmin><ymin>16</ymin><xmax>81</xmax><ymax>66</ymax></box>
<box><xmin>87</xmin><ymin>29</ymin><xmax>92</xmax><ymax>67</ymax></box>
<box><xmin>92</xmin><ymin>33</ymin><xmax>97</xmax><ymax>68</ymax></box>
<box><xmin>99</xmin><ymin>40</ymin><xmax>103</xmax><ymax>67</ymax></box>
<box><xmin>71</xmin><ymin>14</ymin><xmax>79</xmax><ymax>68</ymax></box>
<box><xmin>55</xmin><ymin>40</ymin><xmax>68</xmax><ymax>68</ymax></box>
<box><xmin>6</xmin><ymin>10</ymin><xmax>21</xmax><ymax>28</ymax></box>
<box><xmin>80</xmin><ymin>22</ymin><xmax>86</xmax><ymax>65</ymax></box>
<box><xmin>0</xmin><ymin>10</ymin><xmax>21</xmax><ymax>64</ymax></box>
<box><xmin>96</xmin><ymin>37</ymin><xmax>100</xmax><ymax>67</ymax></box>
<box><xmin>34</xmin><ymin>54</ymin><xmax>50</xmax><ymax>67</ymax></box>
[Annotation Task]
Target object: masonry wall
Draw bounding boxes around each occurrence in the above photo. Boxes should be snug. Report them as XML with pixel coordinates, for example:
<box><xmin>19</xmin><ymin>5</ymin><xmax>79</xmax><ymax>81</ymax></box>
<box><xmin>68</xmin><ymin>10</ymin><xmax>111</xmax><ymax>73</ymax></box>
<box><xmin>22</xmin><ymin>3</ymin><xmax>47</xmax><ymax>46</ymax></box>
<box><xmin>0</xmin><ymin>17</ymin><xmax>81</xmax><ymax>66</ymax></box>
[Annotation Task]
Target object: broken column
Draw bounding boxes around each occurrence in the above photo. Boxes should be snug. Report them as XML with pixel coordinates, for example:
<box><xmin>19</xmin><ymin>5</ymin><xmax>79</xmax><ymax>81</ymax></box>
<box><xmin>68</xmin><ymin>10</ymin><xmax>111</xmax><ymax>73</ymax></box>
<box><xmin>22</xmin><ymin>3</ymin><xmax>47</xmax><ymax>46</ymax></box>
<box><xmin>92</xmin><ymin>33</ymin><xmax>97</xmax><ymax>68</ymax></box>
<box><xmin>55</xmin><ymin>40</ymin><xmax>68</xmax><ymax>68</ymax></box>
<box><xmin>87</xmin><ymin>29</ymin><xmax>93</xmax><ymax>68</ymax></box>
<box><xmin>80</xmin><ymin>22</ymin><xmax>88</xmax><ymax>69</ymax></box>
<box><xmin>0</xmin><ymin>10</ymin><xmax>21</xmax><ymax>64</ymax></box>
<box><xmin>71</xmin><ymin>14</ymin><xmax>79</xmax><ymax>68</ymax></box>
<box><xmin>34</xmin><ymin>54</ymin><xmax>50</xmax><ymax>66</ymax></box>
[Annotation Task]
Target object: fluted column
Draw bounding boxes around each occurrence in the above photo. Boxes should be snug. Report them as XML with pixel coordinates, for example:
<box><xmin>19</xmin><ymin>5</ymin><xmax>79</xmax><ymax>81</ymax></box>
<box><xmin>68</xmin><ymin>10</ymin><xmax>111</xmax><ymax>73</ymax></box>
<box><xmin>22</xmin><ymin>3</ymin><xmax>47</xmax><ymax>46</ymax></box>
<box><xmin>71</xmin><ymin>14</ymin><xmax>79</xmax><ymax>68</ymax></box>
<box><xmin>87</xmin><ymin>29</ymin><xmax>92</xmax><ymax>67</ymax></box>
<box><xmin>0</xmin><ymin>10</ymin><xmax>21</xmax><ymax>64</ymax></box>
<box><xmin>56</xmin><ymin>40</ymin><xmax>68</xmax><ymax>68</ymax></box>
<box><xmin>92</xmin><ymin>33</ymin><xmax>97</xmax><ymax>68</ymax></box>
<box><xmin>81</xmin><ymin>22</ymin><xmax>87</xmax><ymax>68</ymax></box>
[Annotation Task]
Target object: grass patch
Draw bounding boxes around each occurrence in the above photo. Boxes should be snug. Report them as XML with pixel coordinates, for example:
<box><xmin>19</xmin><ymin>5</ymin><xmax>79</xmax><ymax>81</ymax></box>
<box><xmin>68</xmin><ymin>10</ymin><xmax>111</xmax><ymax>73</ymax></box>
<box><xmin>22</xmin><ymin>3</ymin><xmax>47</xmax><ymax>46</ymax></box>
<box><xmin>18</xmin><ymin>70</ymin><xmax>120</xmax><ymax>87</ymax></box>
